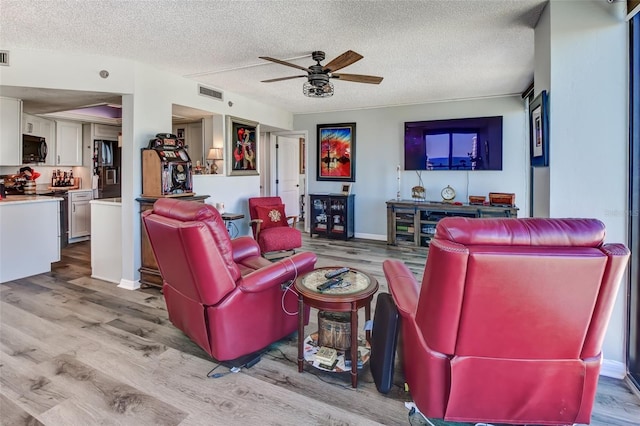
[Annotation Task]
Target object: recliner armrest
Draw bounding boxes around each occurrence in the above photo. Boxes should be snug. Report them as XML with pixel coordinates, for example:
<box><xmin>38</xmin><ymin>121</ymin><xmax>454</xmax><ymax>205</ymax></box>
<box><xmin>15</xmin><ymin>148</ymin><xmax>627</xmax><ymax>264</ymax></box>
<box><xmin>383</xmin><ymin>259</ymin><xmax>420</xmax><ymax>318</ymax></box>
<box><xmin>238</xmin><ymin>251</ymin><xmax>317</xmax><ymax>293</ymax></box>
<box><xmin>231</xmin><ymin>236</ymin><xmax>262</xmax><ymax>262</ymax></box>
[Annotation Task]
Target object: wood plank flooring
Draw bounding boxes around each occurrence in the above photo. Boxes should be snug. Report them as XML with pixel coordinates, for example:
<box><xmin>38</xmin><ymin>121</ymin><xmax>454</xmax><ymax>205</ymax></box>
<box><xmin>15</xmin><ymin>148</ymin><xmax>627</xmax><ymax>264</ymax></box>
<box><xmin>1</xmin><ymin>233</ymin><xmax>639</xmax><ymax>426</ymax></box>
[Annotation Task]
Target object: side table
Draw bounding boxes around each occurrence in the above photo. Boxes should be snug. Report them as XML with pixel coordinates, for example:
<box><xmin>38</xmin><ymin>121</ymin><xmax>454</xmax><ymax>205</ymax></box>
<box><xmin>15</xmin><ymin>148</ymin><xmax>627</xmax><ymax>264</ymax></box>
<box><xmin>221</xmin><ymin>212</ymin><xmax>244</xmax><ymax>238</ymax></box>
<box><xmin>294</xmin><ymin>266</ymin><xmax>378</xmax><ymax>388</ymax></box>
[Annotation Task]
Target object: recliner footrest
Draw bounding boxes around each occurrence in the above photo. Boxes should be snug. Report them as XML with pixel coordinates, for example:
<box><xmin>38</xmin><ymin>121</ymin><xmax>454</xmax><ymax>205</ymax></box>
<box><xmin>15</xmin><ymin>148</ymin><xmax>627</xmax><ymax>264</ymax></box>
<box><xmin>370</xmin><ymin>292</ymin><xmax>400</xmax><ymax>394</ymax></box>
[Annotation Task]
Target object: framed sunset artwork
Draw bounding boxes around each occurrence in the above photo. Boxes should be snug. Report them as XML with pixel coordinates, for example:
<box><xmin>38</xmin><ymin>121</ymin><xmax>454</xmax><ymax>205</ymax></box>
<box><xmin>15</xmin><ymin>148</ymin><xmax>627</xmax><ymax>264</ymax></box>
<box><xmin>316</xmin><ymin>122</ymin><xmax>356</xmax><ymax>182</ymax></box>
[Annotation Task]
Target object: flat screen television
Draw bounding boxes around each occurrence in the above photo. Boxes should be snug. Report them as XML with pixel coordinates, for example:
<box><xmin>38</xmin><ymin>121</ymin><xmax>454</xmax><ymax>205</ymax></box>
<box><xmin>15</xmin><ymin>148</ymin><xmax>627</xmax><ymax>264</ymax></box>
<box><xmin>404</xmin><ymin>116</ymin><xmax>503</xmax><ymax>171</ymax></box>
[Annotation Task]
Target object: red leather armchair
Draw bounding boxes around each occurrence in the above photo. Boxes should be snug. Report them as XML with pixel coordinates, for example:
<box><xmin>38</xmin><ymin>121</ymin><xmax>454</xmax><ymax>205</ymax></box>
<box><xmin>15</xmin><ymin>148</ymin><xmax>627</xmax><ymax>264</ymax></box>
<box><xmin>142</xmin><ymin>198</ymin><xmax>316</xmax><ymax>362</ymax></box>
<box><xmin>248</xmin><ymin>196</ymin><xmax>302</xmax><ymax>256</ymax></box>
<box><xmin>383</xmin><ymin>217</ymin><xmax>629</xmax><ymax>425</ymax></box>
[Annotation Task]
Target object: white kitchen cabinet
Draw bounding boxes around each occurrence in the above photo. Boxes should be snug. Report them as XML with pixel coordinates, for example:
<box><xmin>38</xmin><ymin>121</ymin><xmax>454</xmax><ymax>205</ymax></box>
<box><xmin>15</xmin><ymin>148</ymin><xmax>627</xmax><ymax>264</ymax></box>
<box><xmin>0</xmin><ymin>197</ymin><xmax>61</xmax><ymax>283</ymax></box>
<box><xmin>23</xmin><ymin>113</ymin><xmax>56</xmax><ymax>165</ymax></box>
<box><xmin>0</xmin><ymin>97</ymin><xmax>23</xmax><ymax>166</ymax></box>
<box><xmin>90</xmin><ymin>198</ymin><xmax>122</xmax><ymax>284</ymax></box>
<box><xmin>69</xmin><ymin>189</ymin><xmax>93</xmax><ymax>241</ymax></box>
<box><xmin>56</xmin><ymin>120</ymin><xmax>83</xmax><ymax>166</ymax></box>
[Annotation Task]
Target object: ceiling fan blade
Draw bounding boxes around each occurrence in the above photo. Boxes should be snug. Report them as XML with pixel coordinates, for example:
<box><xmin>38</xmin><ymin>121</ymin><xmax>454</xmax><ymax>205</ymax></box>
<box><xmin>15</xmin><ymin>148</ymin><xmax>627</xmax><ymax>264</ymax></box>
<box><xmin>331</xmin><ymin>73</ymin><xmax>384</xmax><ymax>84</ymax></box>
<box><xmin>259</xmin><ymin>56</ymin><xmax>310</xmax><ymax>73</ymax></box>
<box><xmin>261</xmin><ymin>75</ymin><xmax>307</xmax><ymax>83</ymax></box>
<box><xmin>323</xmin><ymin>50</ymin><xmax>363</xmax><ymax>72</ymax></box>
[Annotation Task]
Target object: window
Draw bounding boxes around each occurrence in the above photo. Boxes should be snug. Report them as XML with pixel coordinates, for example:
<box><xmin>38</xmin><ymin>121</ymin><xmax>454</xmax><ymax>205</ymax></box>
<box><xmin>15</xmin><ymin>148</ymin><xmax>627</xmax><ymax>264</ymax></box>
<box><xmin>425</xmin><ymin>132</ymin><xmax>479</xmax><ymax>170</ymax></box>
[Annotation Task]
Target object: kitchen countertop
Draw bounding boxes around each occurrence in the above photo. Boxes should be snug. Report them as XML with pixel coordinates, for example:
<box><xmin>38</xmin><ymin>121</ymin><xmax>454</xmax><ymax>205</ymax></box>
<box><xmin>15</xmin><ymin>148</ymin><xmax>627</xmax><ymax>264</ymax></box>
<box><xmin>91</xmin><ymin>198</ymin><xmax>121</xmax><ymax>205</ymax></box>
<box><xmin>0</xmin><ymin>195</ymin><xmax>64</xmax><ymax>205</ymax></box>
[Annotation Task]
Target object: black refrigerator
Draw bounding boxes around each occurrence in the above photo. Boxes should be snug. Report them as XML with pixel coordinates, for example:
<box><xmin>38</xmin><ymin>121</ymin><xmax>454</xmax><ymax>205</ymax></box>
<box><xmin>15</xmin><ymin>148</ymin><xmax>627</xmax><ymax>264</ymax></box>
<box><xmin>93</xmin><ymin>139</ymin><xmax>121</xmax><ymax>199</ymax></box>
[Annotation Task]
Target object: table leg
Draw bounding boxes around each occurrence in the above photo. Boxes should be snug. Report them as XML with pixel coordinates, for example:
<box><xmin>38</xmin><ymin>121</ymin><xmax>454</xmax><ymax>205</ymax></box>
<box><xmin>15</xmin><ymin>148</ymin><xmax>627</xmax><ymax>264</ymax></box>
<box><xmin>350</xmin><ymin>302</ymin><xmax>358</xmax><ymax>388</ymax></box>
<box><xmin>298</xmin><ymin>295</ymin><xmax>304</xmax><ymax>373</ymax></box>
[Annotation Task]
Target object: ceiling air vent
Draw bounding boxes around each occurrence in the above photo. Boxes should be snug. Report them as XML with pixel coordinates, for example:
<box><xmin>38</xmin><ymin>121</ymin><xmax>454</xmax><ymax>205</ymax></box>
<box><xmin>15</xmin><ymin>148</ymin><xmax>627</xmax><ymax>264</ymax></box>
<box><xmin>198</xmin><ymin>84</ymin><xmax>223</xmax><ymax>101</ymax></box>
<box><xmin>0</xmin><ymin>51</ymin><xmax>9</xmax><ymax>66</ymax></box>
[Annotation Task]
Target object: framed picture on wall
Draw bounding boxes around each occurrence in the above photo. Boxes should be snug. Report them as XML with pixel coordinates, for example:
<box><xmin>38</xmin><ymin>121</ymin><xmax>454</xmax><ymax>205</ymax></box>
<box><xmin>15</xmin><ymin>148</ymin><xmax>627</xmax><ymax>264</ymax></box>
<box><xmin>529</xmin><ymin>90</ymin><xmax>549</xmax><ymax>167</ymax></box>
<box><xmin>300</xmin><ymin>137</ymin><xmax>306</xmax><ymax>174</ymax></box>
<box><xmin>317</xmin><ymin>122</ymin><xmax>356</xmax><ymax>182</ymax></box>
<box><xmin>227</xmin><ymin>116</ymin><xmax>259</xmax><ymax>176</ymax></box>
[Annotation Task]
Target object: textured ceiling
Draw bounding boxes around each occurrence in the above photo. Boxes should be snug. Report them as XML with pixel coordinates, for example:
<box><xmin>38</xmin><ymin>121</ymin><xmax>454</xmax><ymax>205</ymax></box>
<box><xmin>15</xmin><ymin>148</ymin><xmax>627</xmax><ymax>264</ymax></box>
<box><xmin>0</xmin><ymin>0</ymin><xmax>547</xmax><ymax>115</ymax></box>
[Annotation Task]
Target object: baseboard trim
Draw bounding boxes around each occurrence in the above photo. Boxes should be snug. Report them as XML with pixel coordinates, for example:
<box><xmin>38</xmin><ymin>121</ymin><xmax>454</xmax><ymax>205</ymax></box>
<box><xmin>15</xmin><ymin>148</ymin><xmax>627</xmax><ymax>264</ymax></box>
<box><xmin>91</xmin><ymin>274</ymin><xmax>119</xmax><ymax>284</ymax></box>
<box><xmin>118</xmin><ymin>278</ymin><xmax>140</xmax><ymax>291</ymax></box>
<box><xmin>600</xmin><ymin>359</ymin><xmax>626</xmax><ymax>379</ymax></box>
<box><xmin>355</xmin><ymin>232</ymin><xmax>387</xmax><ymax>241</ymax></box>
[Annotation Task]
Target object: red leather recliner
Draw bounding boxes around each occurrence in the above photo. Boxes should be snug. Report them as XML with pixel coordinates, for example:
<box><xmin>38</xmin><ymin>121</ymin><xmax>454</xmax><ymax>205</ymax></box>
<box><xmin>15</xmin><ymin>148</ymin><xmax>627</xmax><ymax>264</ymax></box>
<box><xmin>248</xmin><ymin>196</ymin><xmax>302</xmax><ymax>256</ymax></box>
<box><xmin>142</xmin><ymin>198</ymin><xmax>316</xmax><ymax>362</ymax></box>
<box><xmin>383</xmin><ymin>217</ymin><xmax>629</xmax><ymax>425</ymax></box>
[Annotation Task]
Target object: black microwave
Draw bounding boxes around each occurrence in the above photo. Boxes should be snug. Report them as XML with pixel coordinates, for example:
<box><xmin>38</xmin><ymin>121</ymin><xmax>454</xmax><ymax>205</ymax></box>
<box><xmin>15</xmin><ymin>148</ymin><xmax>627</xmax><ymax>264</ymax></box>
<box><xmin>22</xmin><ymin>134</ymin><xmax>48</xmax><ymax>163</ymax></box>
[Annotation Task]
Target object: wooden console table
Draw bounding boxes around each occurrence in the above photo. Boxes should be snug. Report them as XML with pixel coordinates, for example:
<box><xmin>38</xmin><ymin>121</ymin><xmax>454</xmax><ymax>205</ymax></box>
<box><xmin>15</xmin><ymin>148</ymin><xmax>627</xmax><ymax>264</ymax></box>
<box><xmin>386</xmin><ymin>199</ymin><xmax>518</xmax><ymax>248</ymax></box>
<box><xmin>137</xmin><ymin>195</ymin><xmax>210</xmax><ymax>288</ymax></box>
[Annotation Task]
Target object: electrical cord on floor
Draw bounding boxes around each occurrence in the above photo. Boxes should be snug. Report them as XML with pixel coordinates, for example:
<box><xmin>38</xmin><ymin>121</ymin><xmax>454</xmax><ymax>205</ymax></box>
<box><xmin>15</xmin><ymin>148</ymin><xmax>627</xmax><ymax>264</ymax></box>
<box><xmin>206</xmin><ymin>363</ymin><xmax>241</xmax><ymax>379</ymax></box>
<box><xmin>227</xmin><ymin>221</ymin><xmax>239</xmax><ymax>238</ymax></box>
<box><xmin>281</xmin><ymin>257</ymin><xmax>299</xmax><ymax>316</ymax></box>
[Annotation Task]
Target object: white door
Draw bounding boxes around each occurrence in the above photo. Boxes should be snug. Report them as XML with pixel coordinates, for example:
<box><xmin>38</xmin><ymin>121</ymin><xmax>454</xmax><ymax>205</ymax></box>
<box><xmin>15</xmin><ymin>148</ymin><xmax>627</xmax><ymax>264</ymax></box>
<box><xmin>276</xmin><ymin>135</ymin><xmax>300</xmax><ymax>218</ymax></box>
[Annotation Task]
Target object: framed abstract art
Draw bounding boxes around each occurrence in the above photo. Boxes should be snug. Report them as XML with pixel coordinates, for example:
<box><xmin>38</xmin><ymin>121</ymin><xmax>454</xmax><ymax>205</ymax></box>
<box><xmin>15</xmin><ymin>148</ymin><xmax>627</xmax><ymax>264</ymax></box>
<box><xmin>227</xmin><ymin>116</ymin><xmax>259</xmax><ymax>176</ymax></box>
<box><xmin>316</xmin><ymin>122</ymin><xmax>356</xmax><ymax>182</ymax></box>
<box><xmin>529</xmin><ymin>90</ymin><xmax>549</xmax><ymax>167</ymax></box>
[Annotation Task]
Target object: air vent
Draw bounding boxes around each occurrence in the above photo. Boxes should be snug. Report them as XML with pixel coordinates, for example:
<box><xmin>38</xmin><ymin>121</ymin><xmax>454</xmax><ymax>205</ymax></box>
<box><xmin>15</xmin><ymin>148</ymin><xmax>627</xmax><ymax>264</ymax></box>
<box><xmin>198</xmin><ymin>84</ymin><xmax>223</xmax><ymax>101</ymax></box>
<box><xmin>0</xmin><ymin>50</ymin><xmax>9</xmax><ymax>66</ymax></box>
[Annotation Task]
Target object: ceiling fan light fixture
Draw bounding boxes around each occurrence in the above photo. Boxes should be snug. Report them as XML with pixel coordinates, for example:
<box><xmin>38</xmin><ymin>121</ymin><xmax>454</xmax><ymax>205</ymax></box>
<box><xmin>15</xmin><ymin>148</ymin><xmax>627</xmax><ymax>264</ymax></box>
<box><xmin>303</xmin><ymin>81</ymin><xmax>334</xmax><ymax>98</ymax></box>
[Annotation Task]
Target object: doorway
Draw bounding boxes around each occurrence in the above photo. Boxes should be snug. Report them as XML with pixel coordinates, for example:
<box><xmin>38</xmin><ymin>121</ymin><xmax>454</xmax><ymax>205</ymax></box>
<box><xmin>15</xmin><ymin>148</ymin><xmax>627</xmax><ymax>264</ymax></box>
<box><xmin>272</xmin><ymin>131</ymin><xmax>307</xmax><ymax>227</ymax></box>
<box><xmin>171</xmin><ymin>104</ymin><xmax>214</xmax><ymax>170</ymax></box>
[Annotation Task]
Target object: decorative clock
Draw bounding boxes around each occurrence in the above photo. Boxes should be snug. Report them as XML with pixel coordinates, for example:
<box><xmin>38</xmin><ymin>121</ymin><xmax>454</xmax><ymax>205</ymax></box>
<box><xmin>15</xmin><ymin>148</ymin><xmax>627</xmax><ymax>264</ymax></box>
<box><xmin>441</xmin><ymin>185</ymin><xmax>456</xmax><ymax>202</ymax></box>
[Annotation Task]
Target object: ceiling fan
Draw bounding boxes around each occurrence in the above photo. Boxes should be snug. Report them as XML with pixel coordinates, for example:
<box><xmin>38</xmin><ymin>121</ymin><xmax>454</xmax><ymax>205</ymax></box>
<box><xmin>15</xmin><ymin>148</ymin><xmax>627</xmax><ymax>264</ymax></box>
<box><xmin>259</xmin><ymin>50</ymin><xmax>383</xmax><ymax>98</ymax></box>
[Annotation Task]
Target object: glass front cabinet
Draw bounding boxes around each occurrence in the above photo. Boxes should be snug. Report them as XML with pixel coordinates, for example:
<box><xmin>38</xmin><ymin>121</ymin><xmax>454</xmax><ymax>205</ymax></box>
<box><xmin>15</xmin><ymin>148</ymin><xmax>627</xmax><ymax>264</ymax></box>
<box><xmin>309</xmin><ymin>193</ymin><xmax>355</xmax><ymax>240</ymax></box>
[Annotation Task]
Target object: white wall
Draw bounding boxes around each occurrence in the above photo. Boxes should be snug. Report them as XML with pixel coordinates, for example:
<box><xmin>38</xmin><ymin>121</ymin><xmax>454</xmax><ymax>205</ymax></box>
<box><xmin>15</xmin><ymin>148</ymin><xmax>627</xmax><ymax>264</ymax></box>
<box><xmin>294</xmin><ymin>95</ymin><xmax>528</xmax><ymax>239</ymax></box>
<box><xmin>532</xmin><ymin>2</ymin><xmax>551</xmax><ymax>218</ymax></box>
<box><xmin>544</xmin><ymin>0</ymin><xmax>629</xmax><ymax>369</ymax></box>
<box><xmin>192</xmin><ymin>174</ymin><xmax>260</xmax><ymax>237</ymax></box>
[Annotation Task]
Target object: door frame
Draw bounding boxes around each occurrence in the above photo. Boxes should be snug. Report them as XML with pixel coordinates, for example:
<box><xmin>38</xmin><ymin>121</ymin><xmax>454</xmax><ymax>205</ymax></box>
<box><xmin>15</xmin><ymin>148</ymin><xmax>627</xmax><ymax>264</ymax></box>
<box><xmin>272</xmin><ymin>130</ymin><xmax>309</xmax><ymax>231</ymax></box>
<box><xmin>627</xmin><ymin>11</ymin><xmax>640</xmax><ymax>394</ymax></box>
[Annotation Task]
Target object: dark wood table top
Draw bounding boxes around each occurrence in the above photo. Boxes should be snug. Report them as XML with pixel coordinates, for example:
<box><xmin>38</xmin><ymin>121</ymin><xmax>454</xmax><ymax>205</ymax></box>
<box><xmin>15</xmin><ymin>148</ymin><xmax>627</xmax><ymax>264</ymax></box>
<box><xmin>221</xmin><ymin>212</ymin><xmax>244</xmax><ymax>220</ymax></box>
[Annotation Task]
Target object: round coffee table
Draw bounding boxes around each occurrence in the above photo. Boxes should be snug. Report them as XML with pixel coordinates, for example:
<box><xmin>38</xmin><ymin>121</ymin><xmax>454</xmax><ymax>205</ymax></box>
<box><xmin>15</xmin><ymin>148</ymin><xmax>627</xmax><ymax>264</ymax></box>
<box><xmin>294</xmin><ymin>266</ymin><xmax>378</xmax><ymax>388</ymax></box>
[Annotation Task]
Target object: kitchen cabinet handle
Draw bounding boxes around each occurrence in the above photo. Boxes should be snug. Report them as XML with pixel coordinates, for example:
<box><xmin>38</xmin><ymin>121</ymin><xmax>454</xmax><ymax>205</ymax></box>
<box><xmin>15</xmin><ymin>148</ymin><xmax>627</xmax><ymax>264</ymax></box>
<box><xmin>73</xmin><ymin>204</ymin><xmax>75</xmax><ymax>213</ymax></box>
<box><xmin>57</xmin><ymin>155</ymin><xmax>60</xmax><ymax>164</ymax></box>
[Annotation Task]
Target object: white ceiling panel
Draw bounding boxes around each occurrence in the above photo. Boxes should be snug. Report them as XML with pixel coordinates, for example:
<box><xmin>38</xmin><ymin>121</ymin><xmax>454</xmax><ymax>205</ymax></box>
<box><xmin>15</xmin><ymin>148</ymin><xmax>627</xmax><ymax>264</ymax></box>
<box><xmin>0</xmin><ymin>0</ymin><xmax>547</xmax><ymax>114</ymax></box>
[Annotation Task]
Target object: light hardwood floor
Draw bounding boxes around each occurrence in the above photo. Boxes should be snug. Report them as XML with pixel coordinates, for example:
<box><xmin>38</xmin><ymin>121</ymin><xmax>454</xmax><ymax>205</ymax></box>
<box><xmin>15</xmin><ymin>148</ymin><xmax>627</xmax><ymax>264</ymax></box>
<box><xmin>1</xmin><ymin>233</ymin><xmax>639</xmax><ymax>426</ymax></box>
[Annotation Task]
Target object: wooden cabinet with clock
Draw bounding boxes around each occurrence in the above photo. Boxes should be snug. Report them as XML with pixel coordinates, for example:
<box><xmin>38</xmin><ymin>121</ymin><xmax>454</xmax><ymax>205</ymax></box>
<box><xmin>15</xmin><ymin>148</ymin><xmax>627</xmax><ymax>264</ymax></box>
<box><xmin>137</xmin><ymin>195</ymin><xmax>209</xmax><ymax>288</ymax></box>
<box><xmin>386</xmin><ymin>199</ymin><xmax>518</xmax><ymax>248</ymax></box>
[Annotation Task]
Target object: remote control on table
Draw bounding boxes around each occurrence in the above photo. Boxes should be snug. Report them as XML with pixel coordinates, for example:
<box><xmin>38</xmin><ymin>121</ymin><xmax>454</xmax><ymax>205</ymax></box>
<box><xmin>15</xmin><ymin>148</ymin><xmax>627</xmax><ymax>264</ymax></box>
<box><xmin>317</xmin><ymin>277</ymin><xmax>344</xmax><ymax>292</ymax></box>
<box><xmin>325</xmin><ymin>267</ymin><xmax>349</xmax><ymax>279</ymax></box>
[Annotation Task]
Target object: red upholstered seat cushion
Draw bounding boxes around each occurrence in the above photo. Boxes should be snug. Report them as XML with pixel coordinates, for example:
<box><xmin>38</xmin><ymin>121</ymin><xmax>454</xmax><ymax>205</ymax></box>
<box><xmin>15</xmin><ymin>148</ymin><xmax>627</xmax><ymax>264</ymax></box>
<box><xmin>255</xmin><ymin>204</ymin><xmax>288</xmax><ymax>230</ymax></box>
<box><xmin>259</xmin><ymin>226</ymin><xmax>302</xmax><ymax>252</ymax></box>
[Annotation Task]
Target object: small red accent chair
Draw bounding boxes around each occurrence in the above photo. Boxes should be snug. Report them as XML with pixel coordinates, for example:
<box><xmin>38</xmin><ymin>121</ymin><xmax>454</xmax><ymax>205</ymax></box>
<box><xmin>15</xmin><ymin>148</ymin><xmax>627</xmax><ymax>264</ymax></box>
<box><xmin>383</xmin><ymin>217</ymin><xmax>629</xmax><ymax>425</ymax></box>
<box><xmin>142</xmin><ymin>198</ymin><xmax>316</xmax><ymax>362</ymax></box>
<box><xmin>248</xmin><ymin>196</ymin><xmax>302</xmax><ymax>257</ymax></box>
